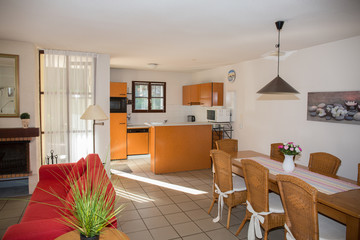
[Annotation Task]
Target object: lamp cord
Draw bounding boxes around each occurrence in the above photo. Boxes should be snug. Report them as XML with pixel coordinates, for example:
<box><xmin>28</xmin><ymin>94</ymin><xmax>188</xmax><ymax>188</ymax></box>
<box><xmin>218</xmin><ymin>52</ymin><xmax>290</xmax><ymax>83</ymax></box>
<box><xmin>277</xmin><ymin>27</ymin><xmax>281</xmax><ymax>76</ymax></box>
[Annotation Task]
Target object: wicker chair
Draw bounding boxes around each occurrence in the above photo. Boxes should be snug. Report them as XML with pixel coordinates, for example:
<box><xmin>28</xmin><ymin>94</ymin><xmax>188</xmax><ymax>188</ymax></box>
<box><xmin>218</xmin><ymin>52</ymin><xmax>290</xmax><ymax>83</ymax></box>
<box><xmin>270</xmin><ymin>142</ymin><xmax>285</xmax><ymax>162</ymax></box>
<box><xmin>215</xmin><ymin>139</ymin><xmax>238</xmax><ymax>153</ymax></box>
<box><xmin>209</xmin><ymin>139</ymin><xmax>239</xmax><ymax>215</ymax></box>
<box><xmin>276</xmin><ymin>174</ymin><xmax>346</xmax><ymax>240</ymax></box>
<box><xmin>208</xmin><ymin>150</ymin><xmax>246</xmax><ymax>229</ymax></box>
<box><xmin>308</xmin><ymin>152</ymin><xmax>341</xmax><ymax>176</ymax></box>
<box><xmin>235</xmin><ymin>159</ymin><xmax>285</xmax><ymax>240</ymax></box>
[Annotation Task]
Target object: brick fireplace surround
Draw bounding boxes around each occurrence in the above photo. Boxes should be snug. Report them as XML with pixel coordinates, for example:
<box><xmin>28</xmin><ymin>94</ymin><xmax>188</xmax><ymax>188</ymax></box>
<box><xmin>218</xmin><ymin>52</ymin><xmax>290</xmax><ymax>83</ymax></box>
<box><xmin>0</xmin><ymin>128</ymin><xmax>39</xmax><ymax>179</ymax></box>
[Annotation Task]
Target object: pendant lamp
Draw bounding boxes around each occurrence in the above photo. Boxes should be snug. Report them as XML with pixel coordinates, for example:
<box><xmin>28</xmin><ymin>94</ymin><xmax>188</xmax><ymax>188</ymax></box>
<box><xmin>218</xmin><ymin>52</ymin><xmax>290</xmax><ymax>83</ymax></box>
<box><xmin>257</xmin><ymin>21</ymin><xmax>299</xmax><ymax>94</ymax></box>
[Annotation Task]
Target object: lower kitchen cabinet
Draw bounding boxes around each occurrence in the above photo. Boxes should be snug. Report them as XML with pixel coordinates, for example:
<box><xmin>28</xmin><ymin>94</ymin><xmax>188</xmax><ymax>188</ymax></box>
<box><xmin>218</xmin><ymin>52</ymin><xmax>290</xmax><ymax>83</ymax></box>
<box><xmin>127</xmin><ymin>128</ymin><xmax>149</xmax><ymax>155</ymax></box>
<box><xmin>110</xmin><ymin>113</ymin><xmax>127</xmax><ymax>160</ymax></box>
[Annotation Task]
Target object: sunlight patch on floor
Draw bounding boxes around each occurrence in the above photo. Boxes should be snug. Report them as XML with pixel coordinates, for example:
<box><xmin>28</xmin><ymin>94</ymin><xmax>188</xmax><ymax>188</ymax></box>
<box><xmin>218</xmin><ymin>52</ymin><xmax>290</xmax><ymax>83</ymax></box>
<box><xmin>114</xmin><ymin>186</ymin><xmax>155</xmax><ymax>203</ymax></box>
<box><xmin>111</xmin><ymin>169</ymin><xmax>208</xmax><ymax>195</ymax></box>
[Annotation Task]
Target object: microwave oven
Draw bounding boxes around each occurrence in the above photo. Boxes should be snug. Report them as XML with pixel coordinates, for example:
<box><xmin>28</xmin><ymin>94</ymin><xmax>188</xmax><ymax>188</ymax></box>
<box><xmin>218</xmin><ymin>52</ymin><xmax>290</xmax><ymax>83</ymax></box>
<box><xmin>110</xmin><ymin>97</ymin><xmax>127</xmax><ymax>113</ymax></box>
<box><xmin>207</xmin><ymin>109</ymin><xmax>231</xmax><ymax>122</ymax></box>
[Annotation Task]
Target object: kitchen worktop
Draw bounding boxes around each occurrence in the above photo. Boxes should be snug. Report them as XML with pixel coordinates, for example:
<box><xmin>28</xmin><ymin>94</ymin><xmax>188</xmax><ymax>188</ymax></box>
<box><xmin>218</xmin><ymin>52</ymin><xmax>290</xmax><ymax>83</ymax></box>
<box><xmin>128</xmin><ymin>122</ymin><xmax>213</xmax><ymax>128</ymax></box>
<box><xmin>127</xmin><ymin>124</ymin><xmax>150</xmax><ymax>129</ymax></box>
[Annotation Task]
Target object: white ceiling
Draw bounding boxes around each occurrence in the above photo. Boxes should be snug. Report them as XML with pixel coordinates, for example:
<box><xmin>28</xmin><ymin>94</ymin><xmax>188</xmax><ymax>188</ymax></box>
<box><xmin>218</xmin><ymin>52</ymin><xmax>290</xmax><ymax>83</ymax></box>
<box><xmin>1</xmin><ymin>0</ymin><xmax>360</xmax><ymax>72</ymax></box>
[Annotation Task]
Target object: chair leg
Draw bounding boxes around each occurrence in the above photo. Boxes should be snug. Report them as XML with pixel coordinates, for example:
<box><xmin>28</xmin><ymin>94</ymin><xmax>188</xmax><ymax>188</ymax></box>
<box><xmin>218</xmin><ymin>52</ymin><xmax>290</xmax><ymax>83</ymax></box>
<box><xmin>235</xmin><ymin>214</ymin><xmax>248</xmax><ymax>236</ymax></box>
<box><xmin>226</xmin><ymin>207</ymin><xmax>232</xmax><ymax>229</ymax></box>
<box><xmin>208</xmin><ymin>198</ymin><xmax>216</xmax><ymax>214</ymax></box>
<box><xmin>264</xmin><ymin>230</ymin><xmax>268</xmax><ymax>240</ymax></box>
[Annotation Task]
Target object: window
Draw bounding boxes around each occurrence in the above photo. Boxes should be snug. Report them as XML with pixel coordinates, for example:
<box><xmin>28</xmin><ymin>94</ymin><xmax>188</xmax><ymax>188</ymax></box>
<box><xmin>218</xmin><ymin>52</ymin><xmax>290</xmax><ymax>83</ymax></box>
<box><xmin>39</xmin><ymin>50</ymin><xmax>95</xmax><ymax>163</ymax></box>
<box><xmin>132</xmin><ymin>81</ymin><xmax>166</xmax><ymax>113</ymax></box>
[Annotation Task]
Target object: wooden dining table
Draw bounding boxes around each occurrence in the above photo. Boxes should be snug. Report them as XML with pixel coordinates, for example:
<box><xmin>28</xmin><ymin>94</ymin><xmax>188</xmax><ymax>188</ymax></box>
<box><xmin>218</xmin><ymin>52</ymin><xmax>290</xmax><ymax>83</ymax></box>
<box><xmin>231</xmin><ymin>150</ymin><xmax>360</xmax><ymax>240</ymax></box>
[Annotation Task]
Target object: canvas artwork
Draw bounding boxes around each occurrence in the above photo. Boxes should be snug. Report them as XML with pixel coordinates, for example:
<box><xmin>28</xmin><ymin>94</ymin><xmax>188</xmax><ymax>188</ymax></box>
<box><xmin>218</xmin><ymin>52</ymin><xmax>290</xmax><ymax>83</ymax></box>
<box><xmin>307</xmin><ymin>91</ymin><xmax>360</xmax><ymax>125</ymax></box>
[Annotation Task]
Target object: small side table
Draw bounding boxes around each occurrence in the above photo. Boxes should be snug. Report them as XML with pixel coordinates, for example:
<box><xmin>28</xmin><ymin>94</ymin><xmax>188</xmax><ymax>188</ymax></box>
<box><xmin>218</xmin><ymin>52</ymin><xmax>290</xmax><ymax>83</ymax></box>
<box><xmin>55</xmin><ymin>228</ymin><xmax>129</xmax><ymax>240</ymax></box>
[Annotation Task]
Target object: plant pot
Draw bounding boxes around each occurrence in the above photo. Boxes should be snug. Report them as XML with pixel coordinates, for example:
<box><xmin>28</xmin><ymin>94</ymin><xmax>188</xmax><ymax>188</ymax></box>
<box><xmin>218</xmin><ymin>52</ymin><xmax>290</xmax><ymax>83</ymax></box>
<box><xmin>21</xmin><ymin>119</ymin><xmax>30</xmax><ymax>128</ymax></box>
<box><xmin>80</xmin><ymin>233</ymin><xmax>99</xmax><ymax>240</ymax></box>
<box><xmin>282</xmin><ymin>154</ymin><xmax>295</xmax><ymax>173</ymax></box>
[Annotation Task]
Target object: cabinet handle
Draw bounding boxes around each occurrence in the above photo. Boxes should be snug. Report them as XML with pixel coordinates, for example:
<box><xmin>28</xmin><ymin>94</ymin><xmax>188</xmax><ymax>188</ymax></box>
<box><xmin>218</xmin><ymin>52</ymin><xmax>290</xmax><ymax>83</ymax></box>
<box><xmin>119</xmin><ymin>123</ymin><xmax>125</xmax><ymax>125</ymax></box>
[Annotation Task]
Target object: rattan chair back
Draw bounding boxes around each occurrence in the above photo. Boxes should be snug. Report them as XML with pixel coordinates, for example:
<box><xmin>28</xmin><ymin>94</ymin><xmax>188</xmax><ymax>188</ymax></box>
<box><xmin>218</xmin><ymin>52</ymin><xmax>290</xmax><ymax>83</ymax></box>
<box><xmin>210</xmin><ymin>150</ymin><xmax>233</xmax><ymax>192</ymax></box>
<box><xmin>270</xmin><ymin>143</ymin><xmax>285</xmax><ymax>162</ymax></box>
<box><xmin>276</xmin><ymin>174</ymin><xmax>319</xmax><ymax>240</ymax></box>
<box><xmin>308</xmin><ymin>152</ymin><xmax>341</xmax><ymax>176</ymax></box>
<box><xmin>242</xmin><ymin>159</ymin><xmax>269</xmax><ymax>212</ymax></box>
<box><xmin>215</xmin><ymin>139</ymin><xmax>238</xmax><ymax>154</ymax></box>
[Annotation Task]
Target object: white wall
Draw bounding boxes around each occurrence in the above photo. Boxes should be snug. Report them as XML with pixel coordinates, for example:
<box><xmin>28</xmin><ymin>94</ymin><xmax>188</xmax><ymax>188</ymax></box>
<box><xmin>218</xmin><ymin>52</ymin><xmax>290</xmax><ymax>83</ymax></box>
<box><xmin>95</xmin><ymin>54</ymin><xmax>111</xmax><ymax>166</ymax></box>
<box><xmin>192</xmin><ymin>36</ymin><xmax>360</xmax><ymax>181</ymax></box>
<box><xmin>0</xmin><ymin>39</ymin><xmax>111</xmax><ymax>192</ymax></box>
<box><xmin>110</xmin><ymin>68</ymin><xmax>193</xmax><ymax>124</ymax></box>
<box><xmin>0</xmin><ymin>39</ymin><xmax>39</xmax><ymax>193</ymax></box>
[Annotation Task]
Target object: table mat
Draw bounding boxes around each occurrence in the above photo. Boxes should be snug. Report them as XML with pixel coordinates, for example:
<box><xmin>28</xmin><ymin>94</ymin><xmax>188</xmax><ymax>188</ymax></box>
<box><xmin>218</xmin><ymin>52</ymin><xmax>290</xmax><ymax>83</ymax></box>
<box><xmin>235</xmin><ymin>156</ymin><xmax>360</xmax><ymax>195</ymax></box>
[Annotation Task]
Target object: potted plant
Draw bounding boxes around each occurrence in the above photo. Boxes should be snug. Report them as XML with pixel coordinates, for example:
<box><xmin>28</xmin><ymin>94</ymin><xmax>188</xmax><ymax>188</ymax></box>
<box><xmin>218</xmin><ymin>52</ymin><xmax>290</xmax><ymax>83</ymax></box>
<box><xmin>42</xmin><ymin>160</ymin><xmax>126</xmax><ymax>240</ymax></box>
<box><xmin>278</xmin><ymin>142</ymin><xmax>302</xmax><ymax>173</ymax></box>
<box><xmin>20</xmin><ymin>112</ymin><xmax>30</xmax><ymax>128</ymax></box>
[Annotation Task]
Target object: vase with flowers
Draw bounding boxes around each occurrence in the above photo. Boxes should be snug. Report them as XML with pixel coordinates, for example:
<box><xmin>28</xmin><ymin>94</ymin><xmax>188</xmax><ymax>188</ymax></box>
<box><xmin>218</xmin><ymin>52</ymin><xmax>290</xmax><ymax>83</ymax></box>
<box><xmin>278</xmin><ymin>142</ymin><xmax>302</xmax><ymax>172</ymax></box>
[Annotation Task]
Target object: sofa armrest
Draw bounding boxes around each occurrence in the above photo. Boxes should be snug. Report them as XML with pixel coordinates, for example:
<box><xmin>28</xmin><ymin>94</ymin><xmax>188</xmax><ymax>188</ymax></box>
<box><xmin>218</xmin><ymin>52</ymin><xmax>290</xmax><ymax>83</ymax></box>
<box><xmin>39</xmin><ymin>163</ymin><xmax>75</xmax><ymax>182</ymax></box>
<box><xmin>2</xmin><ymin>218</ymin><xmax>73</xmax><ymax>240</ymax></box>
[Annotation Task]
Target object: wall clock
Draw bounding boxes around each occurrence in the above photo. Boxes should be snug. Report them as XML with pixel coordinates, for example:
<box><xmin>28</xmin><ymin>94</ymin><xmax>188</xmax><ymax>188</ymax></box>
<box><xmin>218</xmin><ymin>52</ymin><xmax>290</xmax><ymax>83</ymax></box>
<box><xmin>227</xmin><ymin>69</ymin><xmax>236</xmax><ymax>82</ymax></box>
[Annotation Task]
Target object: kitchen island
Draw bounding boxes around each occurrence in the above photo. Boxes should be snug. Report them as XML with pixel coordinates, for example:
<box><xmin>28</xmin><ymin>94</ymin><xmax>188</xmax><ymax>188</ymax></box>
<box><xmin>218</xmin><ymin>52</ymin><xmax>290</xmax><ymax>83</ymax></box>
<box><xmin>149</xmin><ymin>123</ymin><xmax>212</xmax><ymax>174</ymax></box>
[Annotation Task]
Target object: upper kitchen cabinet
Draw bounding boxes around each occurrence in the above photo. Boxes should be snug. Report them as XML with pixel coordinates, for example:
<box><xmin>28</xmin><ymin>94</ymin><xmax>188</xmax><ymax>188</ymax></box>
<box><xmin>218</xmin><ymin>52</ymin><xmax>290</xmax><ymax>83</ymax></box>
<box><xmin>110</xmin><ymin>82</ymin><xmax>127</xmax><ymax>97</ymax></box>
<box><xmin>210</xmin><ymin>82</ymin><xmax>223</xmax><ymax>106</ymax></box>
<box><xmin>183</xmin><ymin>82</ymin><xmax>223</xmax><ymax>106</ymax></box>
<box><xmin>182</xmin><ymin>84</ymin><xmax>200</xmax><ymax>105</ymax></box>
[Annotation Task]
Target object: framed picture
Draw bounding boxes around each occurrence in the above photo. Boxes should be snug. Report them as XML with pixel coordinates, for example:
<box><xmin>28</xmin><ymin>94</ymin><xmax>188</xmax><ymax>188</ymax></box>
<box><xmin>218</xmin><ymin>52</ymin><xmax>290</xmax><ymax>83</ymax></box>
<box><xmin>307</xmin><ymin>91</ymin><xmax>360</xmax><ymax>125</ymax></box>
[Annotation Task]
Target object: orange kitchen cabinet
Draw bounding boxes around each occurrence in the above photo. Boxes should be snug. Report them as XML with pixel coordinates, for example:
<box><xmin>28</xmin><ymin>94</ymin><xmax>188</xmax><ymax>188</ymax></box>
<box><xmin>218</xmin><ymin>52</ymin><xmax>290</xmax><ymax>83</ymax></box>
<box><xmin>212</xmin><ymin>82</ymin><xmax>223</xmax><ymax>106</ymax></box>
<box><xmin>200</xmin><ymin>83</ymin><xmax>212</xmax><ymax>106</ymax></box>
<box><xmin>110</xmin><ymin>82</ymin><xmax>127</xmax><ymax>97</ymax></box>
<box><xmin>149</xmin><ymin>124</ymin><xmax>212</xmax><ymax>174</ymax></box>
<box><xmin>182</xmin><ymin>84</ymin><xmax>200</xmax><ymax>105</ymax></box>
<box><xmin>190</xmin><ymin>84</ymin><xmax>200</xmax><ymax>104</ymax></box>
<box><xmin>183</xmin><ymin>83</ymin><xmax>223</xmax><ymax>106</ymax></box>
<box><xmin>127</xmin><ymin>129</ymin><xmax>149</xmax><ymax>155</ymax></box>
<box><xmin>110</xmin><ymin>113</ymin><xmax>127</xmax><ymax>160</ymax></box>
<box><xmin>182</xmin><ymin>85</ymin><xmax>190</xmax><ymax>105</ymax></box>
<box><xmin>199</xmin><ymin>82</ymin><xmax>223</xmax><ymax>106</ymax></box>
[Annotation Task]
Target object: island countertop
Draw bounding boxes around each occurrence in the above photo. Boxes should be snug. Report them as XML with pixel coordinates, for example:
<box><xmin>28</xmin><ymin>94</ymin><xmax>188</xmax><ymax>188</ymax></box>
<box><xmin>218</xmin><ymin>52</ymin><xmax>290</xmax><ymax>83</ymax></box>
<box><xmin>128</xmin><ymin>122</ymin><xmax>213</xmax><ymax>128</ymax></box>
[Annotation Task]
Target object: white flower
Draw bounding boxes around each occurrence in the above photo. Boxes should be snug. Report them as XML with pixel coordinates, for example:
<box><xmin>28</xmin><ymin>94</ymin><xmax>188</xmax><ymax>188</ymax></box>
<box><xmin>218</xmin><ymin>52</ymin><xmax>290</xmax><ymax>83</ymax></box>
<box><xmin>295</xmin><ymin>147</ymin><xmax>300</xmax><ymax>153</ymax></box>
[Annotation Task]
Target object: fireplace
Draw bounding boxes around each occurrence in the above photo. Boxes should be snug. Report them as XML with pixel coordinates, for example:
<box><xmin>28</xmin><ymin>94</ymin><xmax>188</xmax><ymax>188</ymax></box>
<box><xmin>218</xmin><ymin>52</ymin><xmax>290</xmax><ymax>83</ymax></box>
<box><xmin>0</xmin><ymin>141</ymin><xmax>29</xmax><ymax>175</ymax></box>
<box><xmin>0</xmin><ymin>128</ymin><xmax>39</xmax><ymax>179</ymax></box>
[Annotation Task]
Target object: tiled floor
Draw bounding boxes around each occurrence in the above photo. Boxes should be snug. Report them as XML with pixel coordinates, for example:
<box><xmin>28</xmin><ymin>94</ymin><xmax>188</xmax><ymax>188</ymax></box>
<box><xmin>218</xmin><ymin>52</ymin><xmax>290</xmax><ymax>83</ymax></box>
<box><xmin>0</xmin><ymin>156</ymin><xmax>284</xmax><ymax>239</ymax></box>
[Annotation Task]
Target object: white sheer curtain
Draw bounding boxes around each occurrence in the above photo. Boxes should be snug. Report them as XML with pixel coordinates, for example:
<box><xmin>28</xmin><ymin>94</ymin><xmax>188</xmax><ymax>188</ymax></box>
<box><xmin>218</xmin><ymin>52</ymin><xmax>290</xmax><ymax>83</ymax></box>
<box><xmin>43</xmin><ymin>50</ymin><xmax>96</xmax><ymax>163</ymax></box>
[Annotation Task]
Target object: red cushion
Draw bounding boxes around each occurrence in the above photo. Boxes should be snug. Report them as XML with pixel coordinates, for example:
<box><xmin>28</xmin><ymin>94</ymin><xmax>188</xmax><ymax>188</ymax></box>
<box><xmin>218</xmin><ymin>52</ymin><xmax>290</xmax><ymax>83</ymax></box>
<box><xmin>39</xmin><ymin>163</ymin><xmax>74</xmax><ymax>182</ymax></box>
<box><xmin>2</xmin><ymin>218</ymin><xmax>73</xmax><ymax>240</ymax></box>
<box><xmin>84</xmin><ymin>154</ymin><xmax>104</xmax><ymax>170</ymax></box>
<box><xmin>31</xmin><ymin>179</ymin><xmax>68</xmax><ymax>202</ymax></box>
<box><xmin>21</xmin><ymin>200</ymin><xmax>64</xmax><ymax>222</ymax></box>
<box><xmin>67</xmin><ymin>158</ymin><xmax>86</xmax><ymax>181</ymax></box>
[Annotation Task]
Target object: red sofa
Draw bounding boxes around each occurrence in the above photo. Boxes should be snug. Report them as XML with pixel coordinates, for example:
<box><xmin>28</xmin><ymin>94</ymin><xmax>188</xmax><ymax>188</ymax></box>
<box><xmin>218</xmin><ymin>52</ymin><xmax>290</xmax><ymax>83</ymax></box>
<box><xmin>2</xmin><ymin>154</ymin><xmax>117</xmax><ymax>240</ymax></box>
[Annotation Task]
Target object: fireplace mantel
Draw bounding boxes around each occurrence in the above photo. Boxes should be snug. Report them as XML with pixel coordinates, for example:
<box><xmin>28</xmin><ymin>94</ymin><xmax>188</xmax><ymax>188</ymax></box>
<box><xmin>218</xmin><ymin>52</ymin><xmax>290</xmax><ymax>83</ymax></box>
<box><xmin>0</xmin><ymin>128</ymin><xmax>39</xmax><ymax>139</ymax></box>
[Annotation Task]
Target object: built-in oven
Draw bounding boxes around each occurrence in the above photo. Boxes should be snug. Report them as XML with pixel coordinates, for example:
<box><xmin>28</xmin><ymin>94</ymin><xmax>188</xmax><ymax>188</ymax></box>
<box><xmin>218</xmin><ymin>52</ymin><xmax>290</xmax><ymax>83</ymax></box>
<box><xmin>110</xmin><ymin>97</ymin><xmax>127</xmax><ymax>113</ymax></box>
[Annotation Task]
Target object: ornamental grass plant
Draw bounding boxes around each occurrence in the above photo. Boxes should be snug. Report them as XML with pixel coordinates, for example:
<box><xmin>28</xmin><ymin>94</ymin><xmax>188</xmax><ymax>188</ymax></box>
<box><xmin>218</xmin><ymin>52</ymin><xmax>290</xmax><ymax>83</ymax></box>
<box><xmin>41</xmin><ymin>157</ymin><xmax>125</xmax><ymax>238</ymax></box>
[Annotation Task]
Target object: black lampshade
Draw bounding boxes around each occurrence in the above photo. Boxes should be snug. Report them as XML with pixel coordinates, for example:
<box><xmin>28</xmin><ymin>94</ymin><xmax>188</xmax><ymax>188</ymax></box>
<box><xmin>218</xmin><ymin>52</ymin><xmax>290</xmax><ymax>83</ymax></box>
<box><xmin>257</xmin><ymin>21</ymin><xmax>299</xmax><ymax>94</ymax></box>
<box><xmin>257</xmin><ymin>75</ymin><xmax>299</xmax><ymax>94</ymax></box>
